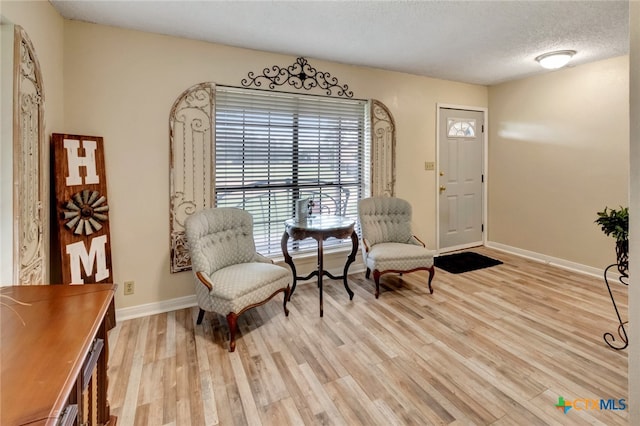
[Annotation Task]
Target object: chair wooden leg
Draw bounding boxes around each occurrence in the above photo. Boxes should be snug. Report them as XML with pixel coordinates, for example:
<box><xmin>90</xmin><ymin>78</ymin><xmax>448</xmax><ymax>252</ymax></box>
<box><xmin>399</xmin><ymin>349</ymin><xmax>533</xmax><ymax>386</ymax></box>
<box><xmin>226</xmin><ymin>312</ymin><xmax>238</xmax><ymax>352</ymax></box>
<box><xmin>373</xmin><ymin>270</ymin><xmax>381</xmax><ymax>299</ymax></box>
<box><xmin>283</xmin><ymin>285</ymin><xmax>290</xmax><ymax>317</ymax></box>
<box><xmin>427</xmin><ymin>266</ymin><xmax>435</xmax><ymax>294</ymax></box>
<box><xmin>196</xmin><ymin>308</ymin><xmax>205</xmax><ymax>325</ymax></box>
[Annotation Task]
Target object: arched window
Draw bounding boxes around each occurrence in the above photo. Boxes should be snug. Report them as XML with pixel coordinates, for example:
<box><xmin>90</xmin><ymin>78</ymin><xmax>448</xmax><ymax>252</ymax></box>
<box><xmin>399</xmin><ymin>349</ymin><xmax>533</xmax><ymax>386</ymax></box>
<box><xmin>447</xmin><ymin>118</ymin><xmax>476</xmax><ymax>137</ymax></box>
<box><xmin>168</xmin><ymin>58</ymin><xmax>396</xmax><ymax>272</ymax></box>
<box><xmin>169</xmin><ymin>84</ymin><xmax>382</xmax><ymax>271</ymax></box>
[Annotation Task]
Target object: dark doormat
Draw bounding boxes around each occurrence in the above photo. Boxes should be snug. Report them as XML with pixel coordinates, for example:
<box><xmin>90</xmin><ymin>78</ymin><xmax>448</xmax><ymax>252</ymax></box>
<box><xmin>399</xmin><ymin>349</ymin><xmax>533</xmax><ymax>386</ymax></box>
<box><xmin>434</xmin><ymin>251</ymin><xmax>503</xmax><ymax>274</ymax></box>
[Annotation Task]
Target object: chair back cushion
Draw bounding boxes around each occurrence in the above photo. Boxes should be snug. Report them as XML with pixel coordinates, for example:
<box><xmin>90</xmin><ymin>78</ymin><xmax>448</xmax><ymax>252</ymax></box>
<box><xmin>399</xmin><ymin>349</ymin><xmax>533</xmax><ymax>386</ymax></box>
<box><xmin>185</xmin><ymin>207</ymin><xmax>257</xmax><ymax>275</ymax></box>
<box><xmin>358</xmin><ymin>197</ymin><xmax>414</xmax><ymax>246</ymax></box>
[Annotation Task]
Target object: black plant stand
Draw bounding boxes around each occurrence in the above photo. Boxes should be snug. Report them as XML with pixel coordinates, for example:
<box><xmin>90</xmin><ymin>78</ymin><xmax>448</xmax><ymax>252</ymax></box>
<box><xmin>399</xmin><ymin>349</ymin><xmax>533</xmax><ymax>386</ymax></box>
<box><xmin>603</xmin><ymin>263</ymin><xmax>628</xmax><ymax>350</ymax></box>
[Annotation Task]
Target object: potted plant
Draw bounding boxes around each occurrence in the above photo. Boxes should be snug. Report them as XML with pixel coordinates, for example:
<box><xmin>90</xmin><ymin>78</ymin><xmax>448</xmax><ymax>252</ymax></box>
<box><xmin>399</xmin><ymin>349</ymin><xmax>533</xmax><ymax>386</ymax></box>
<box><xmin>595</xmin><ymin>206</ymin><xmax>629</xmax><ymax>276</ymax></box>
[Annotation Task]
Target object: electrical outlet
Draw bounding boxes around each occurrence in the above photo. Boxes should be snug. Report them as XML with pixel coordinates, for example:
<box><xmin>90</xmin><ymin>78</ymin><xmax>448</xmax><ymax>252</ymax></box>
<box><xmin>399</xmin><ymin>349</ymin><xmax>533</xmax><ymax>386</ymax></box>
<box><xmin>124</xmin><ymin>281</ymin><xmax>135</xmax><ymax>295</ymax></box>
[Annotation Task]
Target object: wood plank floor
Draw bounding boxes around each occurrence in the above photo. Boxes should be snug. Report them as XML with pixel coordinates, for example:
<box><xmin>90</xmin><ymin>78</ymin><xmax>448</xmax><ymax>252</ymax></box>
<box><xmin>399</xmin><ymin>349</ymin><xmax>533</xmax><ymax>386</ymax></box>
<box><xmin>107</xmin><ymin>247</ymin><xmax>629</xmax><ymax>425</ymax></box>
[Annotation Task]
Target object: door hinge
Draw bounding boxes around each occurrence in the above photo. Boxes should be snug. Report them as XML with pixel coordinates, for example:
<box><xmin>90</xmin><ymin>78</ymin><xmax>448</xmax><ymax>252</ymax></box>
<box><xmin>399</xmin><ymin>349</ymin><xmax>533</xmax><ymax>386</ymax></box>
<box><xmin>482</xmin><ymin>224</ymin><xmax>484</xmax><ymax>232</ymax></box>
<box><xmin>481</xmin><ymin>174</ymin><xmax>484</xmax><ymax>183</ymax></box>
<box><xmin>482</xmin><ymin>124</ymin><xmax>485</xmax><ymax>133</ymax></box>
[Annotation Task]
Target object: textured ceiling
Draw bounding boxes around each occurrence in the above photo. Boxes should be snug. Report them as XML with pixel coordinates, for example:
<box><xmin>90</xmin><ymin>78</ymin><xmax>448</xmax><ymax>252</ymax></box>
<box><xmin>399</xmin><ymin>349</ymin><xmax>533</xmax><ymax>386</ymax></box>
<box><xmin>49</xmin><ymin>0</ymin><xmax>629</xmax><ymax>86</ymax></box>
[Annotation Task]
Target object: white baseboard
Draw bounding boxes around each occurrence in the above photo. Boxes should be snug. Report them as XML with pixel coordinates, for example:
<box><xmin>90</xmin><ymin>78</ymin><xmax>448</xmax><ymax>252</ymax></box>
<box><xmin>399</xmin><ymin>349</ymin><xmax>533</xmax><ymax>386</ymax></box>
<box><xmin>486</xmin><ymin>241</ymin><xmax>621</xmax><ymax>280</ymax></box>
<box><xmin>438</xmin><ymin>241</ymin><xmax>483</xmax><ymax>255</ymax></box>
<box><xmin>116</xmin><ymin>294</ymin><xmax>197</xmax><ymax>322</ymax></box>
<box><xmin>115</xmin><ymin>245</ymin><xmax>618</xmax><ymax>323</ymax></box>
<box><xmin>115</xmin><ymin>263</ymin><xmax>367</xmax><ymax>322</ymax></box>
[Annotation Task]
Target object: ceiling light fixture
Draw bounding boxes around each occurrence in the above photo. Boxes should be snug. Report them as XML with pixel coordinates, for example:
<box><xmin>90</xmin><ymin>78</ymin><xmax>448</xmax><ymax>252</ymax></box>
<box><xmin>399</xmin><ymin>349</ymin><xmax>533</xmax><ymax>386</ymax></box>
<box><xmin>535</xmin><ymin>50</ymin><xmax>576</xmax><ymax>70</ymax></box>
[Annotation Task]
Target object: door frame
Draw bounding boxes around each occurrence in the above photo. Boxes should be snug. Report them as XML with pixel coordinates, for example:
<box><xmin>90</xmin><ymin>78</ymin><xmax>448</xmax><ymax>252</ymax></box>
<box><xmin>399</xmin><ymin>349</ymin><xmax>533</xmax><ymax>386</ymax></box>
<box><xmin>435</xmin><ymin>103</ymin><xmax>489</xmax><ymax>254</ymax></box>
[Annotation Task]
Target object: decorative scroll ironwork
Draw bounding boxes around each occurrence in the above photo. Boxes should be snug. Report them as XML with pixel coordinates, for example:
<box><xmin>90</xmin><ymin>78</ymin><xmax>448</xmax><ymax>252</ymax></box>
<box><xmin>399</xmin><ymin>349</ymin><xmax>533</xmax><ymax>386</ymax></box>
<box><xmin>371</xmin><ymin>100</ymin><xmax>396</xmax><ymax>197</ymax></box>
<box><xmin>14</xmin><ymin>26</ymin><xmax>46</xmax><ymax>284</ymax></box>
<box><xmin>169</xmin><ymin>82</ymin><xmax>215</xmax><ymax>272</ymax></box>
<box><xmin>241</xmin><ymin>57</ymin><xmax>354</xmax><ymax>98</ymax></box>
<box><xmin>602</xmin><ymin>263</ymin><xmax>628</xmax><ymax>350</ymax></box>
<box><xmin>615</xmin><ymin>240</ymin><xmax>628</xmax><ymax>276</ymax></box>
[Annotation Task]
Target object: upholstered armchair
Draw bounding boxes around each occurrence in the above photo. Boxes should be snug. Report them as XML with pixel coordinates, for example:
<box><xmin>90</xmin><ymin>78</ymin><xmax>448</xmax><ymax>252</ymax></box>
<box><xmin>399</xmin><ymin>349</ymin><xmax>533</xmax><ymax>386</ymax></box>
<box><xmin>357</xmin><ymin>197</ymin><xmax>435</xmax><ymax>298</ymax></box>
<box><xmin>185</xmin><ymin>207</ymin><xmax>290</xmax><ymax>352</ymax></box>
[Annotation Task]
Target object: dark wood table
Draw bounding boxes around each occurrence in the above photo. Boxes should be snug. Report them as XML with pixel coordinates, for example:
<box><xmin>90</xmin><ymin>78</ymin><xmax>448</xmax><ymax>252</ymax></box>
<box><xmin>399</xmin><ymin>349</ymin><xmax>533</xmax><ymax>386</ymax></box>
<box><xmin>281</xmin><ymin>215</ymin><xmax>358</xmax><ymax>317</ymax></box>
<box><xmin>1</xmin><ymin>284</ymin><xmax>116</xmax><ymax>426</ymax></box>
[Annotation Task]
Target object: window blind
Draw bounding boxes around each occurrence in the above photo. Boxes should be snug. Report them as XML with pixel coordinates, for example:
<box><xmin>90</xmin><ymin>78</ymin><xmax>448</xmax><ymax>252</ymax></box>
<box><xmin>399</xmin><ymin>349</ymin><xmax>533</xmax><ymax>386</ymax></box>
<box><xmin>215</xmin><ymin>86</ymin><xmax>369</xmax><ymax>256</ymax></box>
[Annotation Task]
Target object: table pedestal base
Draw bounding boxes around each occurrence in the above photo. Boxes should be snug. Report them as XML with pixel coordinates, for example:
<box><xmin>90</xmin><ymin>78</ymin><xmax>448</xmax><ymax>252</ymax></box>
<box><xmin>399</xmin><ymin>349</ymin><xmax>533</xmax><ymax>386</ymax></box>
<box><xmin>281</xmin><ymin>226</ymin><xmax>358</xmax><ymax>317</ymax></box>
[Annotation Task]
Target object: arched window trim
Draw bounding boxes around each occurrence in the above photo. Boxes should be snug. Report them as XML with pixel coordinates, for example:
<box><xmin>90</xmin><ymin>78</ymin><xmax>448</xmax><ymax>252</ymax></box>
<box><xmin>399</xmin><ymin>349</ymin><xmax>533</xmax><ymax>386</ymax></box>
<box><xmin>370</xmin><ymin>100</ymin><xmax>396</xmax><ymax>197</ymax></box>
<box><xmin>168</xmin><ymin>83</ymin><xmax>395</xmax><ymax>272</ymax></box>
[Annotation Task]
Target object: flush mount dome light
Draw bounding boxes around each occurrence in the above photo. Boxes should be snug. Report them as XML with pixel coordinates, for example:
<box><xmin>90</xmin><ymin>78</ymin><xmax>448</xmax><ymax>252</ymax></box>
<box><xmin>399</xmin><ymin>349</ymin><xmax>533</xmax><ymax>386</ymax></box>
<box><xmin>535</xmin><ymin>50</ymin><xmax>576</xmax><ymax>69</ymax></box>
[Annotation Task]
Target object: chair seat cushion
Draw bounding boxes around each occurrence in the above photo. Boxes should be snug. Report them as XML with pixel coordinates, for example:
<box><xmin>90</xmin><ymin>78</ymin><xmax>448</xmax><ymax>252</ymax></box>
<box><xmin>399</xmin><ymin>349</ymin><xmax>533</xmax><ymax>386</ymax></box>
<box><xmin>367</xmin><ymin>242</ymin><xmax>434</xmax><ymax>272</ymax></box>
<box><xmin>210</xmin><ymin>262</ymin><xmax>290</xmax><ymax>301</ymax></box>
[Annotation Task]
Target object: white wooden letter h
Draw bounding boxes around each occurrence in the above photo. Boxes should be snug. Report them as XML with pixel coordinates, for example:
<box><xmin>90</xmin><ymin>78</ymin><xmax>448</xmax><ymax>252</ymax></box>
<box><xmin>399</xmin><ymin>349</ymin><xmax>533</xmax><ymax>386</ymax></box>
<box><xmin>64</xmin><ymin>138</ymin><xmax>100</xmax><ymax>186</ymax></box>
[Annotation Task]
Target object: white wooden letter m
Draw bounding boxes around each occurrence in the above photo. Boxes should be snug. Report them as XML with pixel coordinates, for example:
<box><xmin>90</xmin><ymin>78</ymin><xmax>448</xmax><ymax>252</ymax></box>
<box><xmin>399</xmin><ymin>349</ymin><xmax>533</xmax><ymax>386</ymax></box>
<box><xmin>65</xmin><ymin>235</ymin><xmax>110</xmax><ymax>284</ymax></box>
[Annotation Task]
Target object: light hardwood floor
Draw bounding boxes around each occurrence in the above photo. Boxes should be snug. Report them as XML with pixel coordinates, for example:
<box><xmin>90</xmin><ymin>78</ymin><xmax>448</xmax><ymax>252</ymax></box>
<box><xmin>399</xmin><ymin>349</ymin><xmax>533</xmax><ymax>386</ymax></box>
<box><xmin>107</xmin><ymin>248</ymin><xmax>628</xmax><ymax>425</ymax></box>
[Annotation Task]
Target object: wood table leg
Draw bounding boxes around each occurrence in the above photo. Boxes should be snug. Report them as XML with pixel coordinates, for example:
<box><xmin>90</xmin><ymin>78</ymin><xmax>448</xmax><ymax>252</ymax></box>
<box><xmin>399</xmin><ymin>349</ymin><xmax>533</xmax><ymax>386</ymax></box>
<box><xmin>281</xmin><ymin>231</ymin><xmax>297</xmax><ymax>300</ymax></box>
<box><xmin>342</xmin><ymin>231</ymin><xmax>358</xmax><ymax>300</ymax></box>
<box><xmin>317</xmin><ymin>238</ymin><xmax>324</xmax><ymax>317</ymax></box>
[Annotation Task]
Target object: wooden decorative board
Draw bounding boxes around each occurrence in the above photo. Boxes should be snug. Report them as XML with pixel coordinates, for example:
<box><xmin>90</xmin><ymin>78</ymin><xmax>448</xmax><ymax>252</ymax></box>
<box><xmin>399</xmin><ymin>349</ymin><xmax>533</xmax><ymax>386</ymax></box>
<box><xmin>51</xmin><ymin>133</ymin><xmax>113</xmax><ymax>284</ymax></box>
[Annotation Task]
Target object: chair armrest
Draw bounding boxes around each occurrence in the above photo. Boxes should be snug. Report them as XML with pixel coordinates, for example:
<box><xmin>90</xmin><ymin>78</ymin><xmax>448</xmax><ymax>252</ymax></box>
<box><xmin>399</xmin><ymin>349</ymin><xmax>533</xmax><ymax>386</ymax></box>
<box><xmin>254</xmin><ymin>252</ymin><xmax>274</xmax><ymax>264</ymax></box>
<box><xmin>411</xmin><ymin>235</ymin><xmax>426</xmax><ymax>247</ymax></box>
<box><xmin>362</xmin><ymin>237</ymin><xmax>371</xmax><ymax>253</ymax></box>
<box><xmin>195</xmin><ymin>271</ymin><xmax>214</xmax><ymax>290</ymax></box>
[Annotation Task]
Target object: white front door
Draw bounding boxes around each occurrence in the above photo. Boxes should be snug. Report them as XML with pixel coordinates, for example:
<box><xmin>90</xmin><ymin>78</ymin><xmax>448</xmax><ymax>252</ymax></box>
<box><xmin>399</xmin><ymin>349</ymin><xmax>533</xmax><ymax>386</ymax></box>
<box><xmin>438</xmin><ymin>107</ymin><xmax>485</xmax><ymax>252</ymax></box>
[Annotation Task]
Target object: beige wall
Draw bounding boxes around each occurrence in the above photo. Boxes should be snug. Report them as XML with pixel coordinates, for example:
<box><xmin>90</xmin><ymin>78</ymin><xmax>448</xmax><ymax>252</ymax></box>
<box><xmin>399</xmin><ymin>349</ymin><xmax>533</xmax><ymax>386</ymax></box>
<box><xmin>62</xmin><ymin>21</ymin><xmax>487</xmax><ymax>309</ymax></box>
<box><xmin>488</xmin><ymin>56</ymin><xmax>629</xmax><ymax>269</ymax></box>
<box><xmin>2</xmin><ymin>1</ymin><xmax>628</xmax><ymax>305</ymax></box>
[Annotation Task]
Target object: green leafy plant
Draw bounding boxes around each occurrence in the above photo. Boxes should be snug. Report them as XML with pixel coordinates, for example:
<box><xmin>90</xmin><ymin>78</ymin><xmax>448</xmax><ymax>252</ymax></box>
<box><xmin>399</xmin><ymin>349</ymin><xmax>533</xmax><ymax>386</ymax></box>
<box><xmin>595</xmin><ymin>206</ymin><xmax>629</xmax><ymax>243</ymax></box>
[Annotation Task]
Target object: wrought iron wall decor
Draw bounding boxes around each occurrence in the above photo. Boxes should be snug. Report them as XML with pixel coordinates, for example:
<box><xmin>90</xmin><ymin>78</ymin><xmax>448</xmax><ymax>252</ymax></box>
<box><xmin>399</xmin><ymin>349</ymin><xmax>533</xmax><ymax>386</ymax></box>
<box><xmin>169</xmin><ymin>82</ymin><xmax>215</xmax><ymax>273</ymax></box>
<box><xmin>241</xmin><ymin>57</ymin><xmax>354</xmax><ymax>98</ymax></box>
<box><xmin>371</xmin><ymin>100</ymin><xmax>396</xmax><ymax>197</ymax></box>
<box><xmin>14</xmin><ymin>26</ymin><xmax>46</xmax><ymax>284</ymax></box>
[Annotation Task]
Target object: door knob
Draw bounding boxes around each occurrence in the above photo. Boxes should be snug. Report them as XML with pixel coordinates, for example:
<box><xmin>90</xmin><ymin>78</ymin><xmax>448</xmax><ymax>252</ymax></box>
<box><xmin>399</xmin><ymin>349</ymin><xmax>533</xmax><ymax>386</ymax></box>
<box><xmin>439</xmin><ymin>185</ymin><xmax>446</xmax><ymax>193</ymax></box>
